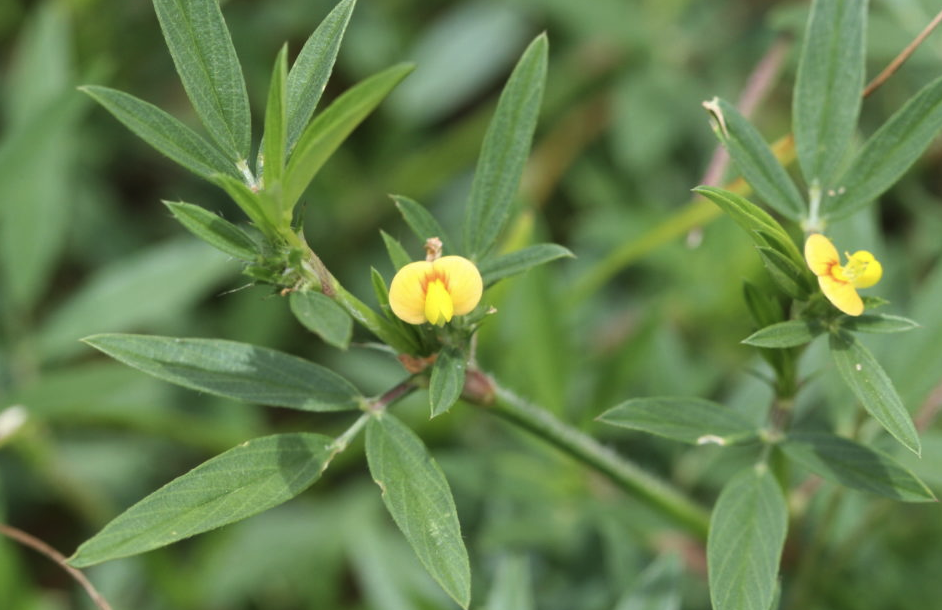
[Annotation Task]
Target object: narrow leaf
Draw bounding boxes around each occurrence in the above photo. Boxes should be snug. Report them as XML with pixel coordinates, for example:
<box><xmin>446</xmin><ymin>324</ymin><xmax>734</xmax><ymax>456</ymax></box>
<box><xmin>598</xmin><ymin>397</ymin><xmax>759</xmax><ymax>446</ymax></box>
<box><xmin>757</xmin><ymin>246</ymin><xmax>812</xmax><ymax>301</ymax></box>
<box><xmin>840</xmin><ymin>313</ymin><xmax>920</xmax><ymax>334</ymax></box>
<box><xmin>68</xmin><ymin>433</ymin><xmax>334</xmax><ymax>566</ymax></box>
<box><xmin>81</xmin><ymin>86</ymin><xmax>236</xmax><ymax>179</ymax></box>
<box><xmin>392</xmin><ymin>195</ymin><xmax>451</xmax><ymax>249</ymax></box>
<box><xmin>289</xmin><ymin>291</ymin><xmax>353</xmax><ymax>350</ymax></box>
<box><xmin>707</xmin><ymin>466</ymin><xmax>787</xmax><ymax>610</ymax></box>
<box><xmin>262</xmin><ymin>45</ymin><xmax>288</xmax><ymax>189</ymax></box>
<box><xmin>285</xmin><ymin>0</ymin><xmax>356</xmax><ymax>151</ymax></box>
<box><xmin>153</xmin><ymin>0</ymin><xmax>251</xmax><ymax>159</ymax></box>
<box><xmin>742</xmin><ymin>320</ymin><xmax>824</xmax><ymax>348</ymax></box>
<box><xmin>370</xmin><ymin>267</ymin><xmax>392</xmax><ymax>315</ymax></box>
<box><xmin>284</xmin><ymin>63</ymin><xmax>414</xmax><ymax>209</ymax></box>
<box><xmin>211</xmin><ymin>173</ymin><xmax>278</xmax><ymax>235</ymax></box>
<box><xmin>829</xmin><ymin>331</ymin><xmax>920</xmax><ymax>454</ymax></box>
<box><xmin>464</xmin><ymin>34</ymin><xmax>547</xmax><ymax>260</ymax></box>
<box><xmin>164</xmin><ymin>201</ymin><xmax>257</xmax><ymax>260</ymax></box>
<box><xmin>704</xmin><ymin>97</ymin><xmax>805</xmax><ymax>219</ymax></box>
<box><xmin>792</xmin><ymin>0</ymin><xmax>867</xmax><ymax>187</ymax></box>
<box><xmin>366</xmin><ymin>414</ymin><xmax>471</xmax><ymax>608</ymax></box>
<box><xmin>83</xmin><ymin>334</ymin><xmax>362</xmax><ymax>412</ymax></box>
<box><xmin>827</xmin><ymin>75</ymin><xmax>942</xmax><ymax>219</ymax></box>
<box><xmin>478</xmin><ymin>243</ymin><xmax>573</xmax><ymax>288</ymax></box>
<box><xmin>380</xmin><ymin>230</ymin><xmax>412</xmax><ymax>271</ymax></box>
<box><xmin>429</xmin><ymin>347</ymin><xmax>467</xmax><ymax>418</ymax></box>
<box><xmin>782</xmin><ymin>432</ymin><xmax>935</xmax><ymax>501</ymax></box>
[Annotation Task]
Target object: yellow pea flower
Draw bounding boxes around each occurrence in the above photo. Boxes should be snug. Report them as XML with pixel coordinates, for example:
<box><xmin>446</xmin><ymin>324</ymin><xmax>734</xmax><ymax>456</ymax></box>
<box><xmin>389</xmin><ymin>256</ymin><xmax>483</xmax><ymax>326</ymax></box>
<box><xmin>804</xmin><ymin>233</ymin><xmax>882</xmax><ymax>316</ymax></box>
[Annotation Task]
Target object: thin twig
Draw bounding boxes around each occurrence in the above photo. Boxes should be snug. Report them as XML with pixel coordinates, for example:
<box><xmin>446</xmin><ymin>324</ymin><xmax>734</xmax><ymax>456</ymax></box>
<box><xmin>863</xmin><ymin>8</ymin><xmax>942</xmax><ymax>98</ymax></box>
<box><xmin>0</xmin><ymin>523</ymin><xmax>114</xmax><ymax>610</ymax></box>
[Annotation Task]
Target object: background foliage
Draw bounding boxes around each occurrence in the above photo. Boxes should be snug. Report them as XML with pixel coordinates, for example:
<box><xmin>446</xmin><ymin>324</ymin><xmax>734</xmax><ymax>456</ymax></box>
<box><xmin>2</xmin><ymin>0</ymin><xmax>942</xmax><ymax>608</ymax></box>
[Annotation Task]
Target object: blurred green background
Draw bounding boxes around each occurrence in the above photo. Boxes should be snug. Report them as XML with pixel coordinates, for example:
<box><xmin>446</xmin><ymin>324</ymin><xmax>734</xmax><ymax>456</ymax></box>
<box><xmin>1</xmin><ymin>0</ymin><xmax>941</xmax><ymax>608</ymax></box>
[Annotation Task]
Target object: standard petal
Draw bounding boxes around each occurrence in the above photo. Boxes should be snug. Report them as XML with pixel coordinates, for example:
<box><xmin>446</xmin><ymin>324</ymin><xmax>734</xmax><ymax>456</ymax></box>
<box><xmin>389</xmin><ymin>261</ymin><xmax>433</xmax><ymax>324</ymax></box>
<box><xmin>805</xmin><ymin>233</ymin><xmax>839</xmax><ymax>277</ymax></box>
<box><xmin>435</xmin><ymin>256</ymin><xmax>483</xmax><ymax>315</ymax></box>
<box><xmin>819</xmin><ymin>275</ymin><xmax>863</xmax><ymax>316</ymax></box>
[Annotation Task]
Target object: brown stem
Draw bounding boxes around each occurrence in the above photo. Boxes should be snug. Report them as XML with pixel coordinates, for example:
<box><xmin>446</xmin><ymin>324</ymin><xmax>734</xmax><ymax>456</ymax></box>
<box><xmin>0</xmin><ymin>523</ymin><xmax>114</xmax><ymax>610</ymax></box>
<box><xmin>863</xmin><ymin>8</ymin><xmax>942</xmax><ymax>98</ymax></box>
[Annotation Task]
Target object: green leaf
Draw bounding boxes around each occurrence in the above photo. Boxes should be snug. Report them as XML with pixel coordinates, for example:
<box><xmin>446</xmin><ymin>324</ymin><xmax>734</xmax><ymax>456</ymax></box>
<box><xmin>756</xmin><ymin>246</ymin><xmax>812</xmax><ymax>301</ymax></box>
<box><xmin>597</xmin><ymin>397</ymin><xmax>759</xmax><ymax>446</ymax></box>
<box><xmin>211</xmin><ymin>173</ymin><xmax>278</xmax><ymax>235</ymax></box>
<box><xmin>391</xmin><ymin>195</ymin><xmax>451</xmax><ymax>249</ymax></box>
<box><xmin>81</xmin><ymin>86</ymin><xmax>236</xmax><ymax>180</ymax></box>
<box><xmin>366</xmin><ymin>414</ymin><xmax>470</xmax><ymax>608</ymax></box>
<box><xmin>284</xmin><ymin>63</ymin><xmax>413</xmax><ymax>209</ymax></box>
<box><xmin>68</xmin><ymin>433</ymin><xmax>335</xmax><ymax>566</ymax></box>
<box><xmin>153</xmin><ymin>0</ymin><xmax>251</xmax><ymax>160</ymax></box>
<box><xmin>614</xmin><ymin>553</ymin><xmax>682</xmax><ymax>610</ymax></box>
<box><xmin>485</xmin><ymin>555</ymin><xmax>533</xmax><ymax>610</ymax></box>
<box><xmin>840</xmin><ymin>313</ymin><xmax>920</xmax><ymax>334</ymax></box>
<box><xmin>429</xmin><ymin>347</ymin><xmax>467</xmax><ymax>418</ymax></box>
<box><xmin>289</xmin><ymin>291</ymin><xmax>353</xmax><ymax>350</ymax></box>
<box><xmin>164</xmin><ymin>201</ymin><xmax>257</xmax><ymax>260</ymax></box>
<box><xmin>36</xmin><ymin>239</ymin><xmax>233</xmax><ymax>360</ymax></box>
<box><xmin>478</xmin><ymin>244</ymin><xmax>574</xmax><ymax>288</ymax></box>
<box><xmin>262</xmin><ymin>45</ymin><xmax>288</xmax><ymax>189</ymax></box>
<box><xmin>693</xmin><ymin>186</ymin><xmax>803</xmax><ymax>266</ymax></box>
<box><xmin>464</xmin><ymin>34</ymin><xmax>547</xmax><ymax>260</ymax></box>
<box><xmin>742</xmin><ymin>281</ymin><xmax>786</xmax><ymax>328</ymax></box>
<box><xmin>826</xmin><ymin>75</ymin><xmax>942</xmax><ymax>218</ymax></box>
<box><xmin>370</xmin><ymin>267</ymin><xmax>393</xmax><ymax>316</ymax></box>
<box><xmin>83</xmin><ymin>334</ymin><xmax>362</xmax><ymax>411</ymax></box>
<box><xmin>742</xmin><ymin>320</ymin><xmax>824</xmax><ymax>348</ymax></box>
<box><xmin>782</xmin><ymin>432</ymin><xmax>935</xmax><ymax>501</ymax></box>
<box><xmin>829</xmin><ymin>331</ymin><xmax>920</xmax><ymax>455</ymax></box>
<box><xmin>380</xmin><ymin>230</ymin><xmax>412</xmax><ymax>271</ymax></box>
<box><xmin>704</xmin><ymin>98</ymin><xmax>805</xmax><ymax>219</ymax></box>
<box><xmin>707</xmin><ymin>466</ymin><xmax>787</xmax><ymax>610</ymax></box>
<box><xmin>792</xmin><ymin>0</ymin><xmax>867</xmax><ymax>187</ymax></box>
<box><xmin>285</xmin><ymin>0</ymin><xmax>356</xmax><ymax>152</ymax></box>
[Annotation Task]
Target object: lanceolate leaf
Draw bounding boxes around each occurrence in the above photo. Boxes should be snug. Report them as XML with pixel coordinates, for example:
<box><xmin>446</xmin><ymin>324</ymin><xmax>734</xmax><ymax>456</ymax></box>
<box><xmin>430</xmin><ymin>346</ymin><xmax>467</xmax><ymax>418</ymax></box>
<box><xmin>380</xmin><ymin>230</ymin><xmax>412</xmax><ymax>271</ymax></box>
<box><xmin>262</xmin><ymin>45</ymin><xmax>288</xmax><ymax>189</ymax></box>
<box><xmin>164</xmin><ymin>201</ymin><xmax>257</xmax><ymax>260</ymax></box>
<box><xmin>211</xmin><ymin>173</ymin><xmax>278</xmax><ymax>235</ymax></box>
<box><xmin>598</xmin><ymin>397</ymin><xmax>759</xmax><ymax>446</ymax></box>
<box><xmin>464</xmin><ymin>34</ymin><xmax>547</xmax><ymax>260</ymax></box>
<box><xmin>392</xmin><ymin>195</ymin><xmax>451</xmax><ymax>249</ymax></box>
<box><xmin>707</xmin><ymin>466</ymin><xmax>787</xmax><ymax>610</ymax></box>
<box><xmin>792</xmin><ymin>0</ymin><xmax>867</xmax><ymax>187</ymax></box>
<box><xmin>80</xmin><ymin>86</ymin><xmax>237</xmax><ymax>180</ymax></box>
<box><xmin>289</xmin><ymin>290</ymin><xmax>353</xmax><ymax>350</ymax></box>
<box><xmin>478</xmin><ymin>244</ymin><xmax>574</xmax><ymax>288</ymax></box>
<box><xmin>840</xmin><ymin>313</ymin><xmax>920</xmax><ymax>334</ymax></box>
<box><xmin>283</xmin><ymin>63</ymin><xmax>414</xmax><ymax>209</ymax></box>
<box><xmin>829</xmin><ymin>331</ymin><xmax>920</xmax><ymax>455</ymax></box>
<box><xmin>742</xmin><ymin>320</ymin><xmax>824</xmax><ymax>348</ymax></box>
<box><xmin>285</xmin><ymin>0</ymin><xmax>356</xmax><ymax>151</ymax></box>
<box><xmin>68</xmin><ymin>433</ymin><xmax>335</xmax><ymax>566</ymax></box>
<box><xmin>782</xmin><ymin>431</ymin><xmax>935</xmax><ymax>501</ymax></box>
<box><xmin>153</xmin><ymin>0</ymin><xmax>251</xmax><ymax>160</ymax></box>
<box><xmin>366</xmin><ymin>414</ymin><xmax>471</xmax><ymax>608</ymax></box>
<box><xmin>826</xmin><ymin>74</ymin><xmax>942</xmax><ymax>220</ymax></box>
<box><xmin>83</xmin><ymin>334</ymin><xmax>363</xmax><ymax>412</ymax></box>
<box><xmin>704</xmin><ymin>97</ymin><xmax>805</xmax><ymax>219</ymax></box>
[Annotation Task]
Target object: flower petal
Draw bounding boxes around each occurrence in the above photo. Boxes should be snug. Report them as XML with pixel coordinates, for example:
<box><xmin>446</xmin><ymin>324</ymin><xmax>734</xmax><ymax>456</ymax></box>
<box><xmin>389</xmin><ymin>261</ymin><xmax>433</xmax><ymax>324</ymax></box>
<box><xmin>819</xmin><ymin>275</ymin><xmax>863</xmax><ymax>316</ymax></box>
<box><xmin>424</xmin><ymin>279</ymin><xmax>454</xmax><ymax>326</ymax></box>
<box><xmin>848</xmin><ymin>251</ymin><xmax>882</xmax><ymax>289</ymax></box>
<box><xmin>804</xmin><ymin>233</ymin><xmax>839</xmax><ymax>277</ymax></box>
<box><xmin>434</xmin><ymin>256</ymin><xmax>483</xmax><ymax>315</ymax></box>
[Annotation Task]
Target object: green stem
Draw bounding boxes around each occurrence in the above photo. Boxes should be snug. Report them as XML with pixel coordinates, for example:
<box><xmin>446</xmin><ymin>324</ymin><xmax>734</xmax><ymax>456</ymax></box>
<box><xmin>484</xmin><ymin>383</ymin><xmax>711</xmax><ymax>540</ymax></box>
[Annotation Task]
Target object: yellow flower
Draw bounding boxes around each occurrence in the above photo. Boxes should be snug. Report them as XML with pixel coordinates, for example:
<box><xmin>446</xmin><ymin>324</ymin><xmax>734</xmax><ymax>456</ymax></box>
<box><xmin>804</xmin><ymin>233</ymin><xmax>882</xmax><ymax>316</ymax></box>
<box><xmin>389</xmin><ymin>256</ymin><xmax>483</xmax><ymax>326</ymax></box>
